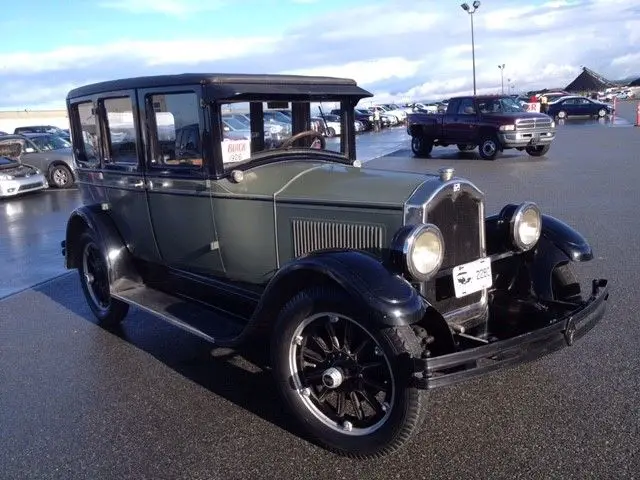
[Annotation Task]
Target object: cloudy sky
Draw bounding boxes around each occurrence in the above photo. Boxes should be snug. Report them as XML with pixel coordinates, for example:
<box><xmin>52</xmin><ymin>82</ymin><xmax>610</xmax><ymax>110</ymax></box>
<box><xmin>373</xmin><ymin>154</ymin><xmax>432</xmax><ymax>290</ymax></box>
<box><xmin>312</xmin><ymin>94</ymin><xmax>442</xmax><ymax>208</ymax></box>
<box><xmin>1</xmin><ymin>0</ymin><xmax>638</xmax><ymax>110</ymax></box>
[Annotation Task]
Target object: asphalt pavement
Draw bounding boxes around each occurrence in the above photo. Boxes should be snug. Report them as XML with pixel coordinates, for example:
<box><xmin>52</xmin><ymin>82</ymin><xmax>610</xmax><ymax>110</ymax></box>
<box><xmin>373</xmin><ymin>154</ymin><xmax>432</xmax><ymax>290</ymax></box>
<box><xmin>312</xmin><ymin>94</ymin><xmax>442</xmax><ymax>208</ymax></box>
<box><xmin>1</xmin><ymin>103</ymin><xmax>639</xmax><ymax>479</ymax></box>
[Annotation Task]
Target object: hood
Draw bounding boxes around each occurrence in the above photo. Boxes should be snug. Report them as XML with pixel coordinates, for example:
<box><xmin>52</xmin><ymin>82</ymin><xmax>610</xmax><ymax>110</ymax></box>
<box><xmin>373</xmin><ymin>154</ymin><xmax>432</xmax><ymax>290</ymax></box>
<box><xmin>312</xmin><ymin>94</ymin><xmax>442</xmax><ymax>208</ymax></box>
<box><xmin>274</xmin><ymin>162</ymin><xmax>432</xmax><ymax>209</ymax></box>
<box><xmin>0</xmin><ymin>162</ymin><xmax>38</xmax><ymax>177</ymax></box>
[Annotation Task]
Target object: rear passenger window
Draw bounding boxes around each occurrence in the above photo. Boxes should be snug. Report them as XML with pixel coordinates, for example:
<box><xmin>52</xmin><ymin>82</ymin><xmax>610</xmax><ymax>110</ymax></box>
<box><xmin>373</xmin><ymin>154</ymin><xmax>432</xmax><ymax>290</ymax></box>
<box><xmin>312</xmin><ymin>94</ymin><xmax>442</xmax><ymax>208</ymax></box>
<box><xmin>148</xmin><ymin>92</ymin><xmax>203</xmax><ymax>170</ymax></box>
<box><xmin>71</xmin><ymin>101</ymin><xmax>100</xmax><ymax>168</ymax></box>
<box><xmin>102</xmin><ymin>97</ymin><xmax>139</xmax><ymax>169</ymax></box>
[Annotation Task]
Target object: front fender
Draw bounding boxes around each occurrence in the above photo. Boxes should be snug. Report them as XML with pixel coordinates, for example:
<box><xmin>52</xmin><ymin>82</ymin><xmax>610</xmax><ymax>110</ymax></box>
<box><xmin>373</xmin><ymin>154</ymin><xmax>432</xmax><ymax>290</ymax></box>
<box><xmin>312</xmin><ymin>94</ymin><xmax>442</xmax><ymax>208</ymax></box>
<box><xmin>485</xmin><ymin>208</ymin><xmax>593</xmax><ymax>262</ymax></box>
<box><xmin>486</xmin><ymin>208</ymin><xmax>594</xmax><ymax>301</ymax></box>
<box><xmin>64</xmin><ymin>205</ymin><xmax>141</xmax><ymax>291</ymax></box>
<box><xmin>254</xmin><ymin>250</ymin><xmax>427</xmax><ymax>328</ymax></box>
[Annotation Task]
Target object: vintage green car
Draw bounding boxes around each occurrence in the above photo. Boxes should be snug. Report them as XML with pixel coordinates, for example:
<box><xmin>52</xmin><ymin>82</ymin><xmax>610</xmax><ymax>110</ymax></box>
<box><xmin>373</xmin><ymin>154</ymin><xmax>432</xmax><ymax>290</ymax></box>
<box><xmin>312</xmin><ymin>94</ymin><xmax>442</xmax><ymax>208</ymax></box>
<box><xmin>61</xmin><ymin>73</ymin><xmax>609</xmax><ymax>458</ymax></box>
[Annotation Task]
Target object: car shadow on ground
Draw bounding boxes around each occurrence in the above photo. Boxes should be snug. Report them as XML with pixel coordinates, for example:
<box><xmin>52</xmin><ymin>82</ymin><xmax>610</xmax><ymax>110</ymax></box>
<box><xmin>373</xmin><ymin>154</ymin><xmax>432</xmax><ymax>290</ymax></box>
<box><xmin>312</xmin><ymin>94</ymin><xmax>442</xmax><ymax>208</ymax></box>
<box><xmin>36</xmin><ymin>274</ymin><xmax>308</xmax><ymax>443</ymax></box>
<box><xmin>380</xmin><ymin>148</ymin><xmax>549</xmax><ymax>164</ymax></box>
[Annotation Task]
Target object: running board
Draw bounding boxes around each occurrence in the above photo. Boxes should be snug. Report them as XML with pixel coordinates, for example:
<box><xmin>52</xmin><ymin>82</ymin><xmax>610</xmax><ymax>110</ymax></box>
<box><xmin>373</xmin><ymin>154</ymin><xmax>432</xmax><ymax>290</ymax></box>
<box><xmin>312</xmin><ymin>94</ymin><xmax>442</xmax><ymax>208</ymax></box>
<box><xmin>112</xmin><ymin>286</ymin><xmax>246</xmax><ymax>346</ymax></box>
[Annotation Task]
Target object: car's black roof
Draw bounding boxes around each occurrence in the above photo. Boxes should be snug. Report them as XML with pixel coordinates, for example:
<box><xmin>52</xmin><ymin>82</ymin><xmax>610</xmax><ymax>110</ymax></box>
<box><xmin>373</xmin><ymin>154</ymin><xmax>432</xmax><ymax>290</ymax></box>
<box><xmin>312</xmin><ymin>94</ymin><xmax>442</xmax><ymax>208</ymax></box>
<box><xmin>67</xmin><ymin>73</ymin><xmax>374</xmax><ymax>100</ymax></box>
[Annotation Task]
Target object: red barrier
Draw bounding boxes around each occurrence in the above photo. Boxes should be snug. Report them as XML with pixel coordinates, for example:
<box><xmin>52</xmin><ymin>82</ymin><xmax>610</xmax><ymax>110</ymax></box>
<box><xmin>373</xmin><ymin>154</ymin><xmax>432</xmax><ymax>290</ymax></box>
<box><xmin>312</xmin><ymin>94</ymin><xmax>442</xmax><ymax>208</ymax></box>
<box><xmin>636</xmin><ymin>102</ymin><xmax>640</xmax><ymax>127</ymax></box>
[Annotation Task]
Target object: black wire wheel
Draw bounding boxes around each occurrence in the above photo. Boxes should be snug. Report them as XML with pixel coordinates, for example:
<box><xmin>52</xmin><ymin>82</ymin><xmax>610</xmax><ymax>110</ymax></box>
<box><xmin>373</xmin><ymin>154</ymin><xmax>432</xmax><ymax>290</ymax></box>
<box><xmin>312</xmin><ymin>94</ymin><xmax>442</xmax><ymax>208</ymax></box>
<box><xmin>271</xmin><ymin>286</ymin><xmax>428</xmax><ymax>458</ymax></box>
<box><xmin>77</xmin><ymin>230</ymin><xmax>129</xmax><ymax>327</ymax></box>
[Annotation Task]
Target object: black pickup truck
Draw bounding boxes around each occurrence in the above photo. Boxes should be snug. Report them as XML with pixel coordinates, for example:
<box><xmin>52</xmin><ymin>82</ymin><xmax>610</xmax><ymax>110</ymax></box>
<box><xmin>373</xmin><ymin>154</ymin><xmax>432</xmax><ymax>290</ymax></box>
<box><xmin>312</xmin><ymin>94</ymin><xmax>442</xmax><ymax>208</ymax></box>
<box><xmin>406</xmin><ymin>95</ymin><xmax>556</xmax><ymax>160</ymax></box>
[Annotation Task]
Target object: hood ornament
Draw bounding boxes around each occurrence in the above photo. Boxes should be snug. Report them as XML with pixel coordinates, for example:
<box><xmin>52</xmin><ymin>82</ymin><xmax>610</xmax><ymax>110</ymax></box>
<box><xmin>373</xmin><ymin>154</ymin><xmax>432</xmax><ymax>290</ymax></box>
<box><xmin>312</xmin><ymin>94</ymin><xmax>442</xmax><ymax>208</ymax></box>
<box><xmin>439</xmin><ymin>167</ymin><xmax>455</xmax><ymax>181</ymax></box>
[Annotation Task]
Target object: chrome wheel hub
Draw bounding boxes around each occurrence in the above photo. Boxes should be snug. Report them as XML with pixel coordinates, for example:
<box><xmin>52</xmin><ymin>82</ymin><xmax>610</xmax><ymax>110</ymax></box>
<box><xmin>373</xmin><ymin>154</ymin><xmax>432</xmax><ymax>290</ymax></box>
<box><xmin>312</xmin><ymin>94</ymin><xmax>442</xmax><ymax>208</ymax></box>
<box><xmin>322</xmin><ymin>367</ymin><xmax>344</xmax><ymax>389</ymax></box>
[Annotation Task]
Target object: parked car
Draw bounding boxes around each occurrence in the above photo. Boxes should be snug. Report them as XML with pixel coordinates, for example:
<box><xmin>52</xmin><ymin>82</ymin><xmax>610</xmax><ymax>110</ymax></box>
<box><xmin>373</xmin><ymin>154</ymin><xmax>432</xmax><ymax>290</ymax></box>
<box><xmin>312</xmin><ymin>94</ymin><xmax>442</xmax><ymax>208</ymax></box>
<box><xmin>0</xmin><ymin>133</ymin><xmax>76</xmax><ymax>188</ymax></box>
<box><xmin>546</xmin><ymin>96</ymin><xmax>612</xmax><ymax>120</ymax></box>
<box><xmin>407</xmin><ymin>95</ymin><xmax>557</xmax><ymax>160</ymax></box>
<box><xmin>0</xmin><ymin>153</ymin><xmax>48</xmax><ymax>198</ymax></box>
<box><xmin>330</xmin><ymin>109</ymin><xmax>374</xmax><ymax>130</ymax></box>
<box><xmin>14</xmin><ymin>125</ymin><xmax>71</xmax><ymax>142</ymax></box>
<box><xmin>61</xmin><ymin>73</ymin><xmax>609</xmax><ymax>459</ymax></box>
<box><xmin>356</xmin><ymin>108</ymin><xmax>390</xmax><ymax>127</ymax></box>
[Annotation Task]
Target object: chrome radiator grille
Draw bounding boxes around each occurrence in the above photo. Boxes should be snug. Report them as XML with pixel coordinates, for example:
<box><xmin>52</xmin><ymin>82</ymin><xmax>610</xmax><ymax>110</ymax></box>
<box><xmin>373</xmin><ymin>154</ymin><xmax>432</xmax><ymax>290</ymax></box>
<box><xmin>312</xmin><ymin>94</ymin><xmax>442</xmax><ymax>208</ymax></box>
<box><xmin>516</xmin><ymin>117</ymin><xmax>553</xmax><ymax>130</ymax></box>
<box><xmin>423</xmin><ymin>188</ymin><xmax>483</xmax><ymax>316</ymax></box>
<box><xmin>292</xmin><ymin>219</ymin><xmax>384</xmax><ymax>258</ymax></box>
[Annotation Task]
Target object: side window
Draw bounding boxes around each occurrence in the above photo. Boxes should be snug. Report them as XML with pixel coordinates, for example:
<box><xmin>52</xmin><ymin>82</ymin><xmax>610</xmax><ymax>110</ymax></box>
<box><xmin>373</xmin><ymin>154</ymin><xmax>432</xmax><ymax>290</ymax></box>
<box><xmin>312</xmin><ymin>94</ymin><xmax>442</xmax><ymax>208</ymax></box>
<box><xmin>71</xmin><ymin>101</ymin><xmax>99</xmax><ymax>168</ymax></box>
<box><xmin>102</xmin><ymin>97</ymin><xmax>139</xmax><ymax>169</ymax></box>
<box><xmin>457</xmin><ymin>98</ymin><xmax>476</xmax><ymax>115</ymax></box>
<box><xmin>0</xmin><ymin>139</ymin><xmax>24</xmax><ymax>160</ymax></box>
<box><xmin>148</xmin><ymin>92</ymin><xmax>203</xmax><ymax>169</ymax></box>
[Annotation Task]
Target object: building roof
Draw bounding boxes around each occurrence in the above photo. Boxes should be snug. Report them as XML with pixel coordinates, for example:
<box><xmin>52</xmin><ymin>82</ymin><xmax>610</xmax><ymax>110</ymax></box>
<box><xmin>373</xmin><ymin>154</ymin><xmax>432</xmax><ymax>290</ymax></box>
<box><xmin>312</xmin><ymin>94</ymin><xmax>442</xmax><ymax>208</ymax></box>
<box><xmin>565</xmin><ymin>67</ymin><xmax>615</xmax><ymax>92</ymax></box>
<box><xmin>628</xmin><ymin>77</ymin><xmax>640</xmax><ymax>87</ymax></box>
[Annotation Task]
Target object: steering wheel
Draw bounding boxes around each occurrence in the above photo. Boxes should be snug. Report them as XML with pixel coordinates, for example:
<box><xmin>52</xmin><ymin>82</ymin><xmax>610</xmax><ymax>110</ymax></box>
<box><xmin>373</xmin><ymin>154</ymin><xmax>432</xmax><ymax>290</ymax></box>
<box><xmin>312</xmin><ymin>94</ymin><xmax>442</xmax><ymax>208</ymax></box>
<box><xmin>280</xmin><ymin>130</ymin><xmax>326</xmax><ymax>150</ymax></box>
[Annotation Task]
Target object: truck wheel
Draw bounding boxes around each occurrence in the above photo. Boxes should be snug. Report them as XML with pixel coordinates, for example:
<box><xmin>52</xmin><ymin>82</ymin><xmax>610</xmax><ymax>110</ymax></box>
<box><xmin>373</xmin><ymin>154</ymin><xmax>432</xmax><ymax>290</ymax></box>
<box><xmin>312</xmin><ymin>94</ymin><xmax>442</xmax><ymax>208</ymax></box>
<box><xmin>478</xmin><ymin>135</ymin><xmax>500</xmax><ymax>160</ymax></box>
<box><xmin>77</xmin><ymin>230</ymin><xmax>129</xmax><ymax>327</ymax></box>
<box><xmin>411</xmin><ymin>135</ymin><xmax>433</xmax><ymax>157</ymax></box>
<box><xmin>525</xmin><ymin>145</ymin><xmax>550</xmax><ymax>157</ymax></box>
<box><xmin>271</xmin><ymin>286</ymin><xmax>428</xmax><ymax>458</ymax></box>
<box><xmin>457</xmin><ymin>144</ymin><xmax>475</xmax><ymax>152</ymax></box>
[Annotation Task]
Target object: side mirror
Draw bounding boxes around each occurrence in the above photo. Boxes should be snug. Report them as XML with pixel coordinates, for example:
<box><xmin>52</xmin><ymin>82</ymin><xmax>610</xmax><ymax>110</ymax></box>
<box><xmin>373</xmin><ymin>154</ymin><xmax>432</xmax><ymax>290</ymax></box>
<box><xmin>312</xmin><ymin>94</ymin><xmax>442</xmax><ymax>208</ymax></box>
<box><xmin>24</xmin><ymin>147</ymin><xmax>35</xmax><ymax>153</ymax></box>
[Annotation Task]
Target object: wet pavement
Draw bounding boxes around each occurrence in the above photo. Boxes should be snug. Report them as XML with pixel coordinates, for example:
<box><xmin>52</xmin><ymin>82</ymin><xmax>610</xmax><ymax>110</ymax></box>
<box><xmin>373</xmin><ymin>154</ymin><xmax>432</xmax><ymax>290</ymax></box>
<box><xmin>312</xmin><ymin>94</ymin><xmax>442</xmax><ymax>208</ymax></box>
<box><xmin>1</xmin><ymin>103</ymin><xmax>639</xmax><ymax>478</ymax></box>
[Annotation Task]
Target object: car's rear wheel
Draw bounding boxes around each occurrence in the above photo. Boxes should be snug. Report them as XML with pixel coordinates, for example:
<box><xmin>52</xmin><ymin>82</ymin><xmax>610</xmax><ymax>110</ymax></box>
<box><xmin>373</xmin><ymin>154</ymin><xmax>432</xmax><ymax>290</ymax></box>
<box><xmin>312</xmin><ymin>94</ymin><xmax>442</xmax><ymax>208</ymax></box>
<box><xmin>478</xmin><ymin>135</ymin><xmax>500</xmax><ymax>160</ymax></box>
<box><xmin>77</xmin><ymin>230</ymin><xmax>129</xmax><ymax>327</ymax></box>
<box><xmin>271</xmin><ymin>286</ymin><xmax>428</xmax><ymax>458</ymax></box>
<box><xmin>525</xmin><ymin>144</ymin><xmax>551</xmax><ymax>157</ymax></box>
<box><xmin>411</xmin><ymin>135</ymin><xmax>433</xmax><ymax>157</ymax></box>
<box><xmin>49</xmin><ymin>164</ymin><xmax>74</xmax><ymax>189</ymax></box>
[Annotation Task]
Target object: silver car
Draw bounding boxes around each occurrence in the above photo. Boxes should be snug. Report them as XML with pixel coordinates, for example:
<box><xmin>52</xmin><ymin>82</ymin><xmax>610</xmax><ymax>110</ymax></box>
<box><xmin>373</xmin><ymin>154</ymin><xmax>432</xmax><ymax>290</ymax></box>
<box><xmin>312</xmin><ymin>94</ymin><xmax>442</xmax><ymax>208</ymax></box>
<box><xmin>0</xmin><ymin>155</ymin><xmax>48</xmax><ymax>198</ymax></box>
<box><xmin>0</xmin><ymin>134</ymin><xmax>76</xmax><ymax>188</ymax></box>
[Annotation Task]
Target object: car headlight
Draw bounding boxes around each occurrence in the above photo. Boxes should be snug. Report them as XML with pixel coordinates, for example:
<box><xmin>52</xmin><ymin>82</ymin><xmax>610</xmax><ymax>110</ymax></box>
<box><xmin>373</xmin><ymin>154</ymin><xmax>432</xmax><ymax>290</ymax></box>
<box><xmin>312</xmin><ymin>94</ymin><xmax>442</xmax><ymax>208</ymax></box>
<box><xmin>0</xmin><ymin>174</ymin><xmax>13</xmax><ymax>180</ymax></box>
<box><xmin>550</xmin><ymin>120</ymin><xmax>555</xmax><ymax>128</ymax></box>
<box><xmin>510</xmin><ymin>202</ymin><xmax>542</xmax><ymax>251</ymax></box>
<box><xmin>403</xmin><ymin>224</ymin><xmax>445</xmax><ymax>281</ymax></box>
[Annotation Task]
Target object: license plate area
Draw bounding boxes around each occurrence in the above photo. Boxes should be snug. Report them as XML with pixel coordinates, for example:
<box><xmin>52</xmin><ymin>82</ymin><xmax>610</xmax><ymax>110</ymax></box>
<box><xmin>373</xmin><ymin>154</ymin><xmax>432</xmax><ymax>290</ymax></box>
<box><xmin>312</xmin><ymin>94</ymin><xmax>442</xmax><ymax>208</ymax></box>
<box><xmin>452</xmin><ymin>257</ymin><xmax>493</xmax><ymax>298</ymax></box>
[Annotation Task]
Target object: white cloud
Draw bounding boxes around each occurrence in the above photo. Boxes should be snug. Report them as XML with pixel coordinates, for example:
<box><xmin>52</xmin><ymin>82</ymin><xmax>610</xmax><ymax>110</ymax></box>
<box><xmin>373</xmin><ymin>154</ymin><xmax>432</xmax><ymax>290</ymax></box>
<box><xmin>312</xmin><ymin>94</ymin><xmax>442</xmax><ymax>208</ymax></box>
<box><xmin>99</xmin><ymin>0</ymin><xmax>227</xmax><ymax>16</ymax></box>
<box><xmin>0</xmin><ymin>0</ymin><xmax>638</xmax><ymax>109</ymax></box>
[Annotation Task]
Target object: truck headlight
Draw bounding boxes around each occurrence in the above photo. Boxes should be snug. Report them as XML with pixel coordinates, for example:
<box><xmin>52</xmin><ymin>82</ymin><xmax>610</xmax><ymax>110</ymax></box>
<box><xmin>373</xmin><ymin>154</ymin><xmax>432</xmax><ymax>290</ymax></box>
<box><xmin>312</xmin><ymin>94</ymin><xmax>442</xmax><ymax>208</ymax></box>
<box><xmin>499</xmin><ymin>124</ymin><xmax>516</xmax><ymax>131</ymax></box>
<box><xmin>404</xmin><ymin>224</ymin><xmax>445</xmax><ymax>281</ymax></box>
<box><xmin>510</xmin><ymin>202</ymin><xmax>542</xmax><ymax>251</ymax></box>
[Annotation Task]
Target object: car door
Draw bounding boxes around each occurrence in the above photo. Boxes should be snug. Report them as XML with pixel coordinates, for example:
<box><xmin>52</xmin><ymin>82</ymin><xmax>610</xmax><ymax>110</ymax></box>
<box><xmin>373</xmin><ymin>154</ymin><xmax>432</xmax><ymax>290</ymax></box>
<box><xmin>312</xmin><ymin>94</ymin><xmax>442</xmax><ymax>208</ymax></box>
<box><xmin>139</xmin><ymin>86</ymin><xmax>224</xmax><ymax>275</ymax></box>
<box><xmin>97</xmin><ymin>91</ymin><xmax>160</xmax><ymax>262</ymax></box>
<box><xmin>446</xmin><ymin>98</ymin><xmax>476</xmax><ymax>143</ymax></box>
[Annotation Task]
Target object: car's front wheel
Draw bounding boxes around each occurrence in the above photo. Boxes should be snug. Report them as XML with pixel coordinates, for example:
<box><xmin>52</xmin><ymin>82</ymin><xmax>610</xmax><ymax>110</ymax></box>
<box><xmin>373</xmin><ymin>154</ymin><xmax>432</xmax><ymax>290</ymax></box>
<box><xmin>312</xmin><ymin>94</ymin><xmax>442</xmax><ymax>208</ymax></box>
<box><xmin>271</xmin><ymin>286</ymin><xmax>428</xmax><ymax>458</ymax></box>
<box><xmin>77</xmin><ymin>230</ymin><xmax>129</xmax><ymax>327</ymax></box>
<box><xmin>525</xmin><ymin>144</ymin><xmax>551</xmax><ymax>157</ymax></box>
<box><xmin>49</xmin><ymin>164</ymin><xmax>74</xmax><ymax>188</ymax></box>
<box><xmin>597</xmin><ymin>108</ymin><xmax>607</xmax><ymax>117</ymax></box>
<box><xmin>557</xmin><ymin>110</ymin><xmax>567</xmax><ymax>119</ymax></box>
<box><xmin>411</xmin><ymin>135</ymin><xmax>433</xmax><ymax>157</ymax></box>
<box><xmin>478</xmin><ymin>135</ymin><xmax>500</xmax><ymax>160</ymax></box>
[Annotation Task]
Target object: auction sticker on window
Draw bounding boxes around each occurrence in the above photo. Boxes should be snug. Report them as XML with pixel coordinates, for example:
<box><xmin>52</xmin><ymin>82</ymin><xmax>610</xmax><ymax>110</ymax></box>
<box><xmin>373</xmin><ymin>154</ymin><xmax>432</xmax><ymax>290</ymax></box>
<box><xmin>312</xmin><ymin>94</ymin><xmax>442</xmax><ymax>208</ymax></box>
<box><xmin>452</xmin><ymin>257</ymin><xmax>492</xmax><ymax>298</ymax></box>
<box><xmin>221</xmin><ymin>139</ymin><xmax>251</xmax><ymax>164</ymax></box>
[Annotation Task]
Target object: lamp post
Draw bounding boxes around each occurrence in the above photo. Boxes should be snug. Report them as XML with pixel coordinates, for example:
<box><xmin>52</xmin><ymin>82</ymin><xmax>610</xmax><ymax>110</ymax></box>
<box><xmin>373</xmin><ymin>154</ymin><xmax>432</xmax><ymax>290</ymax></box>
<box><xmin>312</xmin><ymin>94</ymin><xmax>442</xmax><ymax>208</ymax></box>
<box><xmin>498</xmin><ymin>64</ymin><xmax>505</xmax><ymax>94</ymax></box>
<box><xmin>460</xmin><ymin>1</ymin><xmax>481</xmax><ymax>96</ymax></box>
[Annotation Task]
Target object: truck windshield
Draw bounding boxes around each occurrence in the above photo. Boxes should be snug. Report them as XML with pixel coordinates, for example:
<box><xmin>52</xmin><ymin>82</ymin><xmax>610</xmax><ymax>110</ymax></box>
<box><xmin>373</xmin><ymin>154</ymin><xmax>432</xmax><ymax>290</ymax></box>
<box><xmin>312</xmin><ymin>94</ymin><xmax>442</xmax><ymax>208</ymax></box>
<box><xmin>477</xmin><ymin>97</ymin><xmax>525</xmax><ymax>114</ymax></box>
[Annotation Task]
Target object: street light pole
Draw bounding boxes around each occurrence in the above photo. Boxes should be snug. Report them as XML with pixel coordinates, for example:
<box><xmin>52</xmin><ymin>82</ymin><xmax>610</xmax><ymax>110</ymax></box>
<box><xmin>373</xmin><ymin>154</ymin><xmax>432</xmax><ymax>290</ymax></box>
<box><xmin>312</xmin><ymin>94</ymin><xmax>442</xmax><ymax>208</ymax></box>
<box><xmin>461</xmin><ymin>1</ymin><xmax>481</xmax><ymax>96</ymax></box>
<box><xmin>498</xmin><ymin>64</ymin><xmax>505</xmax><ymax>94</ymax></box>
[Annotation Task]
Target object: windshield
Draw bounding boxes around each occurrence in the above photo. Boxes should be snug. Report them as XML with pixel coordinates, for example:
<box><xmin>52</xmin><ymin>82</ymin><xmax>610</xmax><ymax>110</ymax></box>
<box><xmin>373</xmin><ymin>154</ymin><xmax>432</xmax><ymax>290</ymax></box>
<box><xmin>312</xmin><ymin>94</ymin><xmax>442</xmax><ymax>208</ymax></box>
<box><xmin>222</xmin><ymin>117</ymin><xmax>249</xmax><ymax>130</ymax></box>
<box><xmin>30</xmin><ymin>134</ymin><xmax>71</xmax><ymax>151</ymax></box>
<box><xmin>477</xmin><ymin>97</ymin><xmax>525</xmax><ymax>114</ymax></box>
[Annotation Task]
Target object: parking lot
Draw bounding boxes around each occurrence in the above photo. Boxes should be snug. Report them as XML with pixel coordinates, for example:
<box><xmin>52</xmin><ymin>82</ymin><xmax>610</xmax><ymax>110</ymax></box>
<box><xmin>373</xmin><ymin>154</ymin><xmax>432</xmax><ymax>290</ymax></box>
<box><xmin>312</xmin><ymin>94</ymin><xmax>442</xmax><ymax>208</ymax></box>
<box><xmin>1</xmin><ymin>101</ymin><xmax>638</xmax><ymax>479</ymax></box>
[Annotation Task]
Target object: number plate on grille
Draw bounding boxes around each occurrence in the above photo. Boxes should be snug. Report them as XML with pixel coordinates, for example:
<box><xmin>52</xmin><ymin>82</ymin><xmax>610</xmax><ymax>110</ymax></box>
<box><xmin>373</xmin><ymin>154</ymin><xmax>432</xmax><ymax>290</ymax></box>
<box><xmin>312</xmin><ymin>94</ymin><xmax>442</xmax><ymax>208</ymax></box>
<box><xmin>452</xmin><ymin>258</ymin><xmax>492</xmax><ymax>298</ymax></box>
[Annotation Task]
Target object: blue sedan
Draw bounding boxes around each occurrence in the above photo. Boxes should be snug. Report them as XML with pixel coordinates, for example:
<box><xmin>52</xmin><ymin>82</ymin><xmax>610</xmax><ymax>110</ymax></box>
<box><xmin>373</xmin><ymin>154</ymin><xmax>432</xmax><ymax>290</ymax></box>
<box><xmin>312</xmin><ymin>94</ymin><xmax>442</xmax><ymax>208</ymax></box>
<box><xmin>546</xmin><ymin>96</ymin><xmax>612</xmax><ymax>119</ymax></box>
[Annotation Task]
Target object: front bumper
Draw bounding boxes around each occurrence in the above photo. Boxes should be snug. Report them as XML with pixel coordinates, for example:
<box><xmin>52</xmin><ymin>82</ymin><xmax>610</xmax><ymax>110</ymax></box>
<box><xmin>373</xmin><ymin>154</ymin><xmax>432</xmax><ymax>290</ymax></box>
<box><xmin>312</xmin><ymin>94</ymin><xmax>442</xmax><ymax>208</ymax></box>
<box><xmin>0</xmin><ymin>175</ymin><xmax>48</xmax><ymax>198</ymax></box>
<box><xmin>413</xmin><ymin>278</ymin><xmax>609</xmax><ymax>389</ymax></box>
<box><xmin>499</xmin><ymin>129</ymin><xmax>556</xmax><ymax>148</ymax></box>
